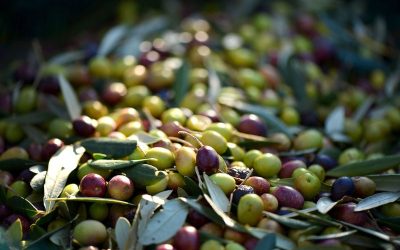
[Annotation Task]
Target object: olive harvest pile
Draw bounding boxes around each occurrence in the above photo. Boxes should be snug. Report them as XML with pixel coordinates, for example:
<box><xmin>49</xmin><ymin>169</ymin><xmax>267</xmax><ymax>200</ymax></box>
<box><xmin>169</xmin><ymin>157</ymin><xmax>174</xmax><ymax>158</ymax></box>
<box><xmin>1</xmin><ymin>4</ymin><xmax>400</xmax><ymax>250</ymax></box>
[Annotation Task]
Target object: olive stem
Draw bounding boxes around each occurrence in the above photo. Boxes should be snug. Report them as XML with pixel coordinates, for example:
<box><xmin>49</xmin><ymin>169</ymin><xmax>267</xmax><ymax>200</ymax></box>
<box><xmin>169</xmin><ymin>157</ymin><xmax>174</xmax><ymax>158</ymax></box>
<box><xmin>168</xmin><ymin>136</ymin><xmax>197</xmax><ymax>149</ymax></box>
<box><xmin>178</xmin><ymin>130</ymin><xmax>204</xmax><ymax>147</ymax></box>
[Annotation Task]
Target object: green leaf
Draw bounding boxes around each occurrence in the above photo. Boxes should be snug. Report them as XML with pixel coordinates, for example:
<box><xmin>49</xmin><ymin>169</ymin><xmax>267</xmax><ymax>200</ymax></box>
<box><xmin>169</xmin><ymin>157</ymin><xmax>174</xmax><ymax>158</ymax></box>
<box><xmin>327</xmin><ymin>154</ymin><xmax>400</xmax><ymax>177</ymax></box>
<box><xmin>81</xmin><ymin>138</ymin><xmax>137</xmax><ymax>158</ymax></box>
<box><xmin>245</xmin><ymin>227</ymin><xmax>295</xmax><ymax>250</ymax></box>
<box><xmin>116</xmin><ymin>217</ymin><xmax>131</xmax><ymax>250</ymax></box>
<box><xmin>255</xmin><ymin>233</ymin><xmax>276</xmax><ymax>250</ymax></box>
<box><xmin>203</xmin><ymin>173</ymin><xmax>230</xmax><ymax>213</ymax></box>
<box><xmin>6</xmin><ymin>219</ymin><xmax>23</xmax><ymax>246</ymax></box>
<box><xmin>97</xmin><ymin>25</ymin><xmax>128</xmax><ymax>57</ymax></box>
<box><xmin>367</xmin><ymin>174</ymin><xmax>400</xmax><ymax>192</ymax></box>
<box><xmin>337</xmin><ymin>220</ymin><xmax>396</xmax><ymax>244</ymax></box>
<box><xmin>283</xmin><ymin>207</ymin><xmax>341</xmax><ymax>227</ymax></box>
<box><xmin>352</xmin><ymin>97</ymin><xmax>374</xmax><ymax>122</ymax></box>
<box><xmin>29</xmin><ymin>224</ymin><xmax>47</xmax><ymax>240</ymax></box>
<box><xmin>279</xmin><ymin>148</ymin><xmax>318</xmax><ymax>157</ymax></box>
<box><xmin>123</xmin><ymin>164</ymin><xmax>164</xmax><ymax>188</ymax></box>
<box><xmin>172</xmin><ymin>60</ymin><xmax>190</xmax><ymax>106</ymax></box>
<box><xmin>263</xmin><ymin>211</ymin><xmax>311</xmax><ymax>229</ymax></box>
<box><xmin>134</xmin><ymin>131</ymin><xmax>161</xmax><ymax>145</ymax></box>
<box><xmin>139</xmin><ymin>199</ymin><xmax>188</xmax><ymax>245</ymax></box>
<box><xmin>305</xmin><ymin>230</ymin><xmax>357</xmax><ymax>241</ymax></box>
<box><xmin>22</xmin><ymin>124</ymin><xmax>48</xmax><ymax>144</ymax></box>
<box><xmin>30</xmin><ymin>171</ymin><xmax>46</xmax><ymax>192</ymax></box>
<box><xmin>377</xmin><ymin>216</ymin><xmax>400</xmax><ymax>232</ymax></box>
<box><xmin>179</xmin><ymin>197</ymin><xmax>225</xmax><ymax>226</ymax></box>
<box><xmin>43</xmin><ymin>95</ymin><xmax>70</xmax><ymax>120</ymax></box>
<box><xmin>43</xmin><ymin>144</ymin><xmax>85</xmax><ymax>212</ymax></box>
<box><xmin>203</xmin><ymin>194</ymin><xmax>237</xmax><ymax>228</ymax></box>
<box><xmin>48</xmin><ymin>50</ymin><xmax>85</xmax><ymax>65</ymax></box>
<box><xmin>183</xmin><ymin>176</ymin><xmax>203</xmax><ymax>197</ymax></box>
<box><xmin>271</xmin><ymin>178</ymin><xmax>331</xmax><ymax>192</ymax></box>
<box><xmin>207</xmin><ymin>61</ymin><xmax>221</xmax><ymax>106</ymax></box>
<box><xmin>316</xmin><ymin>197</ymin><xmax>340</xmax><ymax>214</ymax></box>
<box><xmin>46</xmin><ymin>196</ymin><xmax>135</xmax><ymax>206</ymax></box>
<box><xmin>355</xmin><ymin>191</ymin><xmax>400</xmax><ymax>211</ymax></box>
<box><xmin>89</xmin><ymin>159</ymin><xmax>152</xmax><ymax>170</ymax></box>
<box><xmin>7</xmin><ymin>196</ymin><xmax>39</xmax><ymax>218</ymax></box>
<box><xmin>58</xmin><ymin>75</ymin><xmax>81</xmax><ymax>120</ymax></box>
<box><xmin>35</xmin><ymin>209</ymin><xmax>58</xmax><ymax>226</ymax></box>
<box><xmin>325</xmin><ymin>106</ymin><xmax>345</xmax><ymax>135</ymax></box>
<box><xmin>4</xmin><ymin>111</ymin><xmax>54</xmax><ymax>124</ymax></box>
<box><xmin>221</xmin><ymin>100</ymin><xmax>293</xmax><ymax>138</ymax></box>
<box><xmin>0</xmin><ymin>158</ymin><xmax>41</xmax><ymax>172</ymax></box>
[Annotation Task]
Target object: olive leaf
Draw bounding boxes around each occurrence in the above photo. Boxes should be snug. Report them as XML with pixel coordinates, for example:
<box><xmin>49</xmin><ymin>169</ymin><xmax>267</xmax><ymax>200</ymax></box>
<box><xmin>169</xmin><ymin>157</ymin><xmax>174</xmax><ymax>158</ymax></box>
<box><xmin>116</xmin><ymin>217</ymin><xmax>131</xmax><ymax>250</ymax></box>
<box><xmin>29</xmin><ymin>224</ymin><xmax>47</xmax><ymax>240</ymax></box>
<box><xmin>254</xmin><ymin>234</ymin><xmax>276</xmax><ymax>250</ymax></box>
<box><xmin>325</xmin><ymin>106</ymin><xmax>345</xmax><ymax>135</ymax></box>
<box><xmin>123</xmin><ymin>164</ymin><xmax>164</xmax><ymax>188</ymax></box>
<box><xmin>139</xmin><ymin>199</ymin><xmax>188</xmax><ymax>245</ymax></box>
<box><xmin>43</xmin><ymin>144</ymin><xmax>85</xmax><ymax>212</ymax></box>
<box><xmin>46</xmin><ymin>197</ymin><xmax>135</xmax><ymax>206</ymax></box>
<box><xmin>58</xmin><ymin>75</ymin><xmax>81</xmax><ymax>120</ymax></box>
<box><xmin>5</xmin><ymin>219</ymin><xmax>23</xmax><ymax>247</ymax></box>
<box><xmin>4</xmin><ymin>111</ymin><xmax>53</xmax><ymax>124</ymax></box>
<box><xmin>327</xmin><ymin>154</ymin><xmax>400</xmax><ymax>177</ymax></box>
<box><xmin>306</xmin><ymin>230</ymin><xmax>357</xmax><ymax>241</ymax></box>
<box><xmin>203</xmin><ymin>173</ymin><xmax>230</xmax><ymax>213</ymax></box>
<box><xmin>134</xmin><ymin>131</ymin><xmax>161</xmax><ymax>145</ymax></box>
<box><xmin>172</xmin><ymin>59</ymin><xmax>190</xmax><ymax>106</ymax></box>
<box><xmin>183</xmin><ymin>176</ymin><xmax>203</xmax><ymax>197</ymax></box>
<box><xmin>316</xmin><ymin>196</ymin><xmax>341</xmax><ymax>214</ymax></box>
<box><xmin>89</xmin><ymin>159</ymin><xmax>153</xmax><ymax>170</ymax></box>
<box><xmin>30</xmin><ymin>171</ymin><xmax>47</xmax><ymax>192</ymax></box>
<box><xmin>263</xmin><ymin>211</ymin><xmax>311</xmax><ymax>229</ymax></box>
<box><xmin>355</xmin><ymin>191</ymin><xmax>400</xmax><ymax>211</ymax></box>
<box><xmin>97</xmin><ymin>25</ymin><xmax>129</xmax><ymax>57</ymax></box>
<box><xmin>207</xmin><ymin>60</ymin><xmax>221</xmax><ymax>106</ymax></box>
<box><xmin>352</xmin><ymin>97</ymin><xmax>374</xmax><ymax>122</ymax></box>
<box><xmin>0</xmin><ymin>158</ymin><xmax>41</xmax><ymax>172</ymax></box>
<box><xmin>367</xmin><ymin>174</ymin><xmax>400</xmax><ymax>192</ymax></box>
<box><xmin>80</xmin><ymin>138</ymin><xmax>136</xmax><ymax>158</ymax></box>
<box><xmin>7</xmin><ymin>196</ymin><xmax>40</xmax><ymax>218</ymax></box>
<box><xmin>48</xmin><ymin>50</ymin><xmax>85</xmax><ymax>65</ymax></box>
<box><xmin>22</xmin><ymin>124</ymin><xmax>48</xmax><ymax>144</ymax></box>
<box><xmin>337</xmin><ymin>220</ymin><xmax>398</xmax><ymax>244</ymax></box>
<box><xmin>179</xmin><ymin>197</ymin><xmax>225</xmax><ymax>226</ymax></box>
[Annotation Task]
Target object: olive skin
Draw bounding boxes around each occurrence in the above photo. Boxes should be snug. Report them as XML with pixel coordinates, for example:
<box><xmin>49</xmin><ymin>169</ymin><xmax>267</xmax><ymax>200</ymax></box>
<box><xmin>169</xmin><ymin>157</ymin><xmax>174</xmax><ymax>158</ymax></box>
<box><xmin>237</xmin><ymin>194</ymin><xmax>264</xmax><ymax>226</ymax></box>
<box><xmin>272</xmin><ymin>185</ymin><xmax>304</xmax><ymax>209</ymax></box>
<box><xmin>330</xmin><ymin>176</ymin><xmax>355</xmax><ymax>201</ymax></box>
<box><xmin>107</xmin><ymin>175</ymin><xmax>134</xmax><ymax>201</ymax></box>
<box><xmin>196</xmin><ymin>146</ymin><xmax>219</xmax><ymax>174</ymax></box>
<box><xmin>79</xmin><ymin>173</ymin><xmax>107</xmax><ymax>197</ymax></box>
<box><xmin>173</xmin><ymin>226</ymin><xmax>200</xmax><ymax>250</ymax></box>
<box><xmin>73</xmin><ymin>220</ymin><xmax>108</xmax><ymax>246</ymax></box>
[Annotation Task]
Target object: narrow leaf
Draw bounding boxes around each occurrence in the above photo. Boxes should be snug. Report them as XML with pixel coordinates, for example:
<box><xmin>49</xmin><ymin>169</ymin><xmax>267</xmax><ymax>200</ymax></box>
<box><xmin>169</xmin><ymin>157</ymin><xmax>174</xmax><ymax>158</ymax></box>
<box><xmin>338</xmin><ymin>220</ymin><xmax>393</xmax><ymax>243</ymax></box>
<box><xmin>352</xmin><ymin>97</ymin><xmax>374</xmax><ymax>122</ymax></box>
<box><xmin>22</xmin><ymin>125</ymin><xmax>48</xmax><ymax>143</ymax></box>
<box><xmin>263</xmin><ymin>211</ymin><xmax>311</xmax><ymax>229</ymax></box>
<box><xmin>44</xmin><ymin>95</ymin><xmax>70</xmax><ymax>120</ymax></box>
<box><xmin>179</xmin><ymin>197</ymin><xmax>225</xmax><ymax>226</ymax></box>
<box><xmin>116</xmin><ymin>217</ymin><xmax>131</xmax><ymax>250</ymax></box>
<box><xmin>48</xmin><ymin>50</ymin><xmax>85</xmax><ymax>65</ymax></box>
<box><xmin>325</xmin><ymin>106</ymin><xmax>345</xmax><ymax>135</ymax></box>
<box><xmin>139</xmin><ymin>199</ymin><xmax>188</xmax><ymax>245</ymax></box>
<box><xmin>89</xmin><ymin>159</ymin><xmax>152</xmax><ymax>170</ymax></box>
<box><xmin>134</xmin><ymin>131</ymin><xmax>161</xmax><ymax>145</ymax></box>
<box><xmin>58</xmin><ymin>75</ymin><xmax>81</xmax><ymax>120</ymax></box>
<box><xmin>385</xmin><ymin>66</ymin><xmax>400</xmax><ymax>98</ymax></box>
<box><xmin>306</xmin><ymin>230</ymin><xmax>357</xmax><ymax>241</ymax></box>
<box><xmin>367</xmin><ymin>174</ymin><xmax>400</xmax><ymax>192</ymax></box>
<box><xmin>355</xmin><ymin>192</ymin><xmax>400</xmax><ymax>211</ymax></box>
<box><xmin>327</xmin><ymin>154</ymin><xmax>400</xmax><ymax>177</ymax></box>
<box><xmin>5</xmin><ymin>111</ymin><xmax>53</xmax><ymax>124</ymax></box>
<box><xmin>203</xmin><ymin>194</ymin><xmax>237</xmax><ymax>228</ymax></box>
<box><xmin>221</xmin><ymin>100</ymin><xmax>293</xmax><ymax>138</ymax></box>
<box><xmin>97</xmin><ymin>25</ymin><xmax>128</xmax><ymax>56</ymax></box>
<box><xmin>5</xmin><ymin>219</ymin><xmax>22</xmax><ymax>246</ymax></box>
<box><xmin>207</xmin><ymin>61</ymin><xmax>221</xmax><ymax>106</ymax></box>
<box><xmin>44</xmin><ymin>145</ymin><xmax>85</xmax><ymax>211</ymax></box>
<box><xmin>173</xmin><ymin>60</ymin><xmax>189</xmax><ymax>106</ymax></box>
<box><xmin>254</xmin><ymin>233</ymin><xmax>276</xmax><ymax>250</ymax></box>
<box><xmin>0</xmin><ymin>158</ymin><xmax>40</xmax><ymax>172</ymax></box>
<box><xmin>245</xmin><ymin>227</ymin><xmax>295</xmax><ymax>250</ymax></box>
<box><xmin>81</xmin><ymin>138</ymin><xmax>136</xmax><ymax>158</ymax></box>
<box><xmin>183</xmin><ymin>176</ymin><xmax>203</xmax><ymax>197</ymax></box>
<box><xmin>317</xmin><ymin>197</ymin><xmax>340</xmax><ymax>214</ymax></box>
<box><xmin>123</xmin><ymin>164</ymin><xmax>164</xmax><ymax>188</ymax></box>
<box><xmin>203</xmin><ymin>173</ymin><xmax>230</xmax><ymax>212</ymax></box>
<box><xmin>29</xmin><ymin>165</ymin><xmax>46</xmax><ymax>174</ymax></box>
<box><xmin>7</xmin><ymin>196</ymin><xmax>39</xmax><ymax>218</ymax></box>
<box><xmin>30</xmin><ymin>171</ymin><xmax>47</xmax><ymax>191</ymax></box>
<box><xmin>35</xmin><ymin>209</ymin><xmax>58</xmax><ymax>226</ymax></box>
<box><xmin>47</xmin><ymin>197</ymin><xmax>135</xmax><ymax>206</ymax></box>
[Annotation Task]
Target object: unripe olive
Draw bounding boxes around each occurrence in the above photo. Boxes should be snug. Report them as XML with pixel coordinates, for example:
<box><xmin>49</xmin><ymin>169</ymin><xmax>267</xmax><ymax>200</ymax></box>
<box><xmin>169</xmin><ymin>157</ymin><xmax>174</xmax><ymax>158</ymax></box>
<box><xmin>89</xmin><ymin>203</ymin><xmax>109</xmax><ymax>221</ymax></box>
<box><xmin>338</xmin><ymin>148</ymin><xmax>364</xmax><ymax>165</ymax></box>
<box><xmin>243</xmin><ymin>149</ymin><xmax>262</xmax><ymax>168</ymax></box>
<box><xmin>48</xmin><ymin>118</ymin><xmax>73</xmax><ymax>138</ymax></box>
<box><xmin>227</xmin><ymin>143</ymin><xmax>245</xmax><ymax>161</ymax></box>
<box><xmin>118</xmin><ymin>121</ymin><xmax>144</xmax><ymax>137</ymax></box>
<box><xmin>209</xmin><ymin>173</ymin><xmax>236</xmax><ymax>195</ymax></box>
<box><xmin>15</xmin><ymin>86</ymin><xmax>37</xmax><ymax>113</ymax></box>
<box><xmin>96</xmin><ymin>116</ymin><xmax>116</xmax><ymax>136</ymax></box>
<box><xmin>5</xmin><ymin>123</ymin><xmax>24</xmax><ymax>143</ymax></box>
<box><xmin>175</xmin><ymin>146</ymin><xmax>196</xmax><ymax>177</ymax></box>
<box><xmin>124</xmin><ymin>65</ymin><xmax>147</xmax><ymax>87</ymax></box>
<box><xmin>220</xmin><ymin>108</ymin><xmax>241</xmax><ymax>127</ymax></box>
<box><xmin>143</xmin><ymin>96</ymin><xmax>165</xmax><ymax>118</ymax></box>
<box><xmin>123</xmin><ymin>85</ymin><xmax>150</xmax><ymax>108</ymax></box>
<box><xmin>206</xmin><ymin>122</ymin><xmax>234</xmax><ymax>141</ymax></box>
<box><xmin>293</xmin><ymin>129</ymin><xmax>323</xmax><ymax>150</ymax></box>
<box><xmin>237</xmin><ymin>194</ymin><xmax>264</xmax><ymax>226</ymax></box>
<box><xmin>161</xmin><ymin>108</ymin><xmax>187</xmax><ymax>125</ymax></box>
<box><xmin>0</xmin><ymin>146</ymin><xmax>29</xmax><ymax>160</ymax></box>
<box><xmin>77</xmin><ymin>162</ymin><xmax>112</xmax><ymax>180</ymax></box>
<box><xmin>167</xmin><ymin>172</ymin><xmax>185</xmax><ymax>190</ymax></box>
<box><xmin>83</xmin><ymin>100</ymin><xmax>108</xmax><ymax>119</ymax></box>
<box><xmin>73</xmin><ymin>220</ymin><xmax>108</xmax><ymax>246</ymax></box>
<box><xmin>146</xmin><ymin>171</ymin><xmax>169</xmax><ymax>195</ymax></box>
<box><xmin>7</xmin><ymin>180</ymin><xmax>30</xmax><ymax>198</ymax></box>
<box><xmin>200</xmin><ymin>130</ymin><xmax>228</xmax><ymax>154</ymax></box>
<box><xmin>280</xmin><ymin>106</ymin><xmax>300</xmax><ymax>126</ymax></box>
<box><xmin>200</xmin><ymin>240</ymin><xmax>224</xmax><ymax>250</ymax></box>
<box><xmin>253</xmin><ymin>153</ymin><xmax>282</xmax><ymax>178</ymax></box>
<box><xmin>145</xmin><ymin>147</ymin><xmax>175</xmax><ymax>170</ymax></box>
<box><xmin>186</xmin><ymin>115</ymin><xmax>212</xmax><ymax>132</ymax></box>
<box><xmin>61</xmin><ymin>183</ymin><xmax>80</xmax><ymax>198</ymax></box>
<box><xmin>89</xmin><ymin>57</ymin><xmax>112</xmax><ymax>78</ymax></box>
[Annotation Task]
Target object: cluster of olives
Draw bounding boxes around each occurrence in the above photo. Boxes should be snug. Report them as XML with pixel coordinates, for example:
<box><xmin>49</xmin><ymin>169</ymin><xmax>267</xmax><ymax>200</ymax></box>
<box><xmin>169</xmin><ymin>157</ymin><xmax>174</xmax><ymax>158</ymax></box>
<box><xmin>1</xmin><ymin>5</ymin><xmax>400</xmax><ymax>250</ymax></box>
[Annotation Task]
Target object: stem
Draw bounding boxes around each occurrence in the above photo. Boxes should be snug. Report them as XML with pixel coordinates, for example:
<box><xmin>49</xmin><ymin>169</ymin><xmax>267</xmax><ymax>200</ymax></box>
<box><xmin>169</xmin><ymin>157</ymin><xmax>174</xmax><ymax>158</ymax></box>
<box><xmin>178</xmin><ymin>130</ymin><xmax>204</xmax><ymax>147</ymax></box>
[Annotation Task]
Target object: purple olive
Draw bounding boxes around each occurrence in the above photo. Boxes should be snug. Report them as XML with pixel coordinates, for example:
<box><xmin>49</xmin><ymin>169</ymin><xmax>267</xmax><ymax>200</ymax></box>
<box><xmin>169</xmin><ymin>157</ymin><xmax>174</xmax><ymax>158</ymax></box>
<box><xmin>331</xmin><ymin>176</ymin><xmax>354</xmax><ymax>201</ymax></box>
<box><xmin>272</xmin><ymin>186</ymin><xmax>304</xmax><ymax>209</ymax></box>
<box><xmin>196</xmin><ymin>146</ymin><xmax>219</xmax><ymax>174</ymax></box>
<box><xmin>237</xmin><ymin>114</ymin><xmax>267</xmax><ymax>136</ymax></box>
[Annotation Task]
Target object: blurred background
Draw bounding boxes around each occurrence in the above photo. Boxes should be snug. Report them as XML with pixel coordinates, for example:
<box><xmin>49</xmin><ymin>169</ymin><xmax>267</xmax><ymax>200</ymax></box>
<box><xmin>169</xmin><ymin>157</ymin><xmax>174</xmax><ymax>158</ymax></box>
<box><xmin>1</xmin><ymin>0</ymin><xmax>399</xmax><ymax>67</ymax></box>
